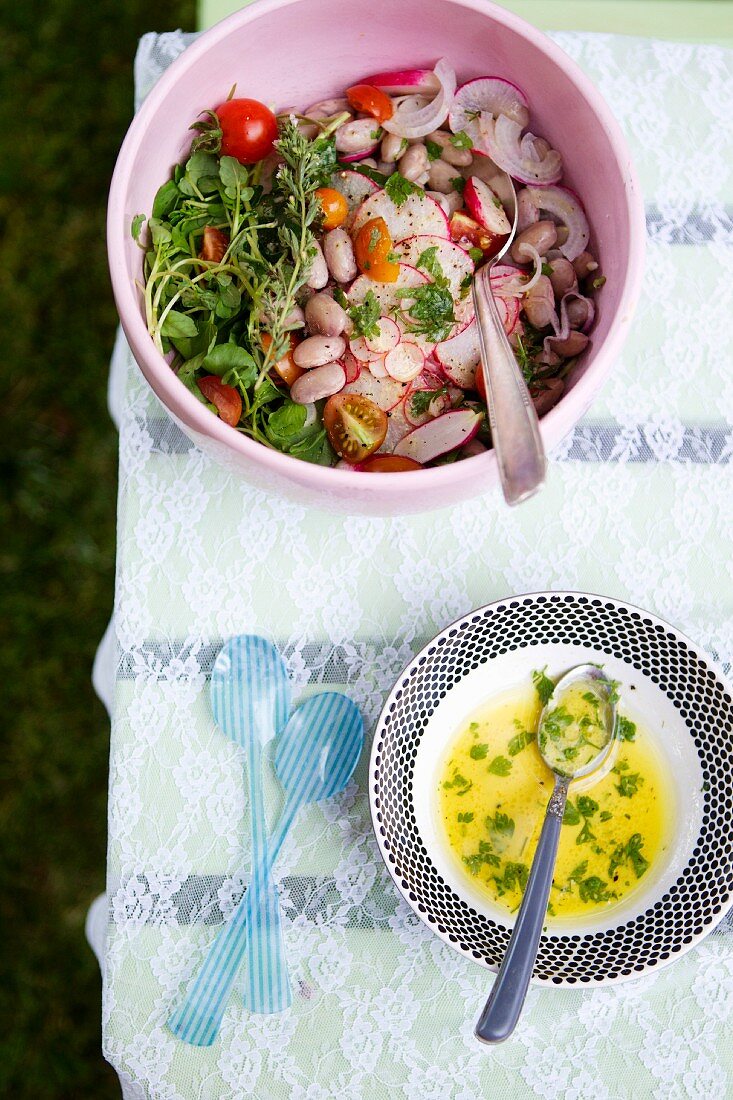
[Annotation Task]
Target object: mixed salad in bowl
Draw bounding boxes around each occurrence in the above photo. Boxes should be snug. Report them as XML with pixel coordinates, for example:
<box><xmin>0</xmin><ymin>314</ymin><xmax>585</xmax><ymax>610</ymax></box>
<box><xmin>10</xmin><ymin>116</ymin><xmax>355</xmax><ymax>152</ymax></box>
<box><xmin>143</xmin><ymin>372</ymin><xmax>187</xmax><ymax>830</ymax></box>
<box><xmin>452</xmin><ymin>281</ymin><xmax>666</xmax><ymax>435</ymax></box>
<box><xmin>134</xmin><ymin>61</ymin><xmax>602</xmax><ymax>472</ymax></box>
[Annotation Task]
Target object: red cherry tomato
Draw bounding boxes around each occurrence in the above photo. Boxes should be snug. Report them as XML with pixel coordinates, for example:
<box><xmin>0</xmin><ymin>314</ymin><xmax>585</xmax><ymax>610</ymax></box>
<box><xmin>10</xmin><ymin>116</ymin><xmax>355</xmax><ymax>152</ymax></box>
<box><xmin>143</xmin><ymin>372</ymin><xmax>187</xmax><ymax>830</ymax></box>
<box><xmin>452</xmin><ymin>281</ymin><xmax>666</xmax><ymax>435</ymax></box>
<box><xmin>197</xmin><ymin>375</ymin><xmax>242</xmax><ymax>426</ymax></box>
<box><xmin>199</xmin><ymin>226</ymin><xmax>229</xmax><ymax>263</ymax></box>
<box><xmin>346</xmin><ymin>84</ymin><xmax>394</xmax><ymax>123</ymax></box>
<box><xmin>323</xmin><ymin>393</ymin><xmax>388</xmax><ymax>463</ymax></box>
<box><xmin>215</xmin><ymin>98</ymin><xmax>278</xmax><ymax>165</ymax></box>
<box><xmin>358</xmin><ymin>454</ymin><xmax>422</xmax><ymax>472</ymax></box>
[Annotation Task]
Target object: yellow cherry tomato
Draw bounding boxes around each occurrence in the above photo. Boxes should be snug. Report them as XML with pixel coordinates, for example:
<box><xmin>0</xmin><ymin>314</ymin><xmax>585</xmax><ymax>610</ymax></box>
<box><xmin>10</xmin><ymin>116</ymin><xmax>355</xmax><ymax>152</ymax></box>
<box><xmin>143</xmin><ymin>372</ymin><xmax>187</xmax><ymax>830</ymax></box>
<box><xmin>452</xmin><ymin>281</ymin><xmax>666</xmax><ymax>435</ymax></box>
<box><xmin>315</xmin><ymin>187</ymin><xmax>349</xmax><ymax>230</ymax></box>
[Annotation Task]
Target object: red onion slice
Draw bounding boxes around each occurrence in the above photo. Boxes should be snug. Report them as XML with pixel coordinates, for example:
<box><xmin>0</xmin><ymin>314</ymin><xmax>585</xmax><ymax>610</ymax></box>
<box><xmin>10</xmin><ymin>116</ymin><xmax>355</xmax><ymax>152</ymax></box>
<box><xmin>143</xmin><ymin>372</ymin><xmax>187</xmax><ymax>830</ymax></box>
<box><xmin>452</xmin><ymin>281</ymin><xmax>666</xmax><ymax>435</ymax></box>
<box><xmin>522</xmin><ymin>185</ymin><xmax>590</xmax><ymax>261</ymax></box>
<box><xmin>364</xmin><ymin>68</ymin><xmax>441</xmax><ymax>96</ymax></box>
<box><xmin>383</xmin><ymin>59</ymin><xmax>456</xmax><ymax>139</ymax></box>
<box><xmin>473</xmin><ymin>114</ymin><xmax>562</xmax><ymax>186</ymax></box>
<box><xmin>449</xmin><ymin>76</ymin><xmax>529</xmax><ymax>132</ymax></box>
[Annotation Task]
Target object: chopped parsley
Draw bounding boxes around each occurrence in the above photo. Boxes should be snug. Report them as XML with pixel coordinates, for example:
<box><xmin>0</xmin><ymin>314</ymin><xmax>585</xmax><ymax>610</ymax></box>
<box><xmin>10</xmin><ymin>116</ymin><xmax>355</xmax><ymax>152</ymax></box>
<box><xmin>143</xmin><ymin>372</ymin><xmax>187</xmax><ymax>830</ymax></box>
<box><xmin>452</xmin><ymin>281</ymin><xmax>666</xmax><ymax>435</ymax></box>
<box><xmin>600</xmin><ymin>810</ymin><xmax>613</xmax><ymax>822</ymax></box>
<box><xmin>348</xmin><ymin>289</ymin><xmax>381</xmax><ymax>340</ymax></box>
<box><xmin>508</xmin><ymin>724</ymin><xmax>535</xmax><ymax>757</ymax></box>
<box><xmin>541</xmin><ymin>261</ymin><xmax>553</xmax><ymax>277</ymax></box>
<box><xmin>396</xmin><ymin>281</ymin><xmax>455</xmax><ymax>342</ymax></box>
<box><xmin>384</xmin><ymin>171</ymin><xmax>421</xmax><ymax>207</ymax></box>
<box><xmin>415</xmin><ymin>245</ymin><xmax>444</xmax><ymax>282</ymax></box>
<box><xmin>450</xmin><ymin>130</ymin><xmax>473</xmax><ymax>150</ymax></box>
<box><xmin>469</xmin><ymin>742</ymin><xmax>489</xmax><ymax>760</ymax></box>
<box><xmin>563</xmin><ymin>799</ymin><xmax>581</xmax><ymax>826</ymax></box>
<box><xmin>463</xmin><ymin>840</ymin><xmax>501</xmax><ymax>875</ymax></box>
<box><xmin>409</xmin><ymin>386</ymin><xmax>447</xmax><ymax>417</ymax></box>
<box><xmin>487</xmin><ymin>755</ymin><xmax>512</xmax><ymax>777</ymax></box>
<box><xmin>457</xmin><ymin>811</ymin><xmax>474</xmax><ymax>824</ymax></box>
<box><xmin>425</xmin><ymin>139</ymin><xmax>443</xmax><ymax>162</ymax></box>
<box><xmin>616</xmin><ymin>772</ymin><xmax>643</xmax><ymax>798</ymax></box>
<box><xmin>486</xmin><ymin>811</ymin><xmax>515</xmax><ymax>847</ymax></box>
<box><xmin>451</xmin><ymin>176</ymin><xmax>466</xmax><ymax>195</ymax></box>
<box><xmin>532</xmin><ymin>667</ymin><xmax>555</xmax><ymax>706</ymax></box>
<box><xmin>608</xmin><ymin>833</ymin><xmax>648</xmax><ymax>881</ymax></box>
<box><xmin>468</xmin><ymin>246</ymin><xmax>483</xmax><ymax>263</ymax></box>
<box><xmin>442</xmin><ymin>770</ymin><xmax>470</xmax><ymax>790</ymax></box>
<box><xmin>493</xmin><ymin>861</ymin><xmax>529</xmax><ymax>897</ymax></box>
<box><xmin>576</xmin><ymin>819</ymin><xmax>596</xmax><ymax>846</ymax></box>
<box><xmin>592</xmin><ymin>275</ymin><xmax>607</xmax><ymax>289</ymax></box>
<box><xmin>577</xmin><ymin>795</ymin><xmax>599</xmax><ymax>819</ymax></box>
<box><xmin>578</xmin><ymin>875</ymin><xmax>612</xmax><ymax>903</ymax></box>
<box><xmin>617</xmin><ymin>716</ymin><xmax>637</xmax><ymax>742</ymax></box>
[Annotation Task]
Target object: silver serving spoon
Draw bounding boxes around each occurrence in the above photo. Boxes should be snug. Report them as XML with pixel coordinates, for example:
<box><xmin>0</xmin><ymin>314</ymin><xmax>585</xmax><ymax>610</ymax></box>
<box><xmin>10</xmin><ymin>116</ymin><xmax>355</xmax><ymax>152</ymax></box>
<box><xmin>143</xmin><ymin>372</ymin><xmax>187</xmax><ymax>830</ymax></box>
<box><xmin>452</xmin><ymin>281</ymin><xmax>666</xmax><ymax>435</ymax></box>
<box><xmin>472</xmin><ymin>172</ymin><xmax>546</xmax><ymax>506</ymax></box>
<box><xmin>475</xmin><ymin>664</ymin><xmax>617</xmax><ymax>1043</ymax></box>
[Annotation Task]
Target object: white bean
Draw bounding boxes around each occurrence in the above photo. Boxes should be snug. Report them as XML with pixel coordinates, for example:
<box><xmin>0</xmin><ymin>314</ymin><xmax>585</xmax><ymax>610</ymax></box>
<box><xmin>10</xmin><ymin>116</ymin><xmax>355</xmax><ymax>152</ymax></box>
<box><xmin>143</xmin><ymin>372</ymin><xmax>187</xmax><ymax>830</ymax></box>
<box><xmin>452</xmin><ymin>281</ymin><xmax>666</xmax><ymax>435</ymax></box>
<box><xmin>323</xmin><ymin>228</ymin><xmax>357</xmax><ymax>284</ymax></box>
<box><xmin>511</xmin><ymin>220</ymin><xmax>558</xmax><ymax>263</ymax></box>
<box><xmin>548</xmin><ymin>258</ymin><xmax>577</xmax><ymax>299</ymax></box>
<box><xmin>547</xmin><ymin>330</ymin><xmax>589</xmax><ymax>357</ymax></box>
<box><xmin>427</xmin><ymin>189</ymin><xmax>463</xmax><ymax>216</ymax></box>
<box><xmin>293</xmin><ymin>334</ymin><xmax>346</xmax><ymax>369</ymax></box>
<box><xmin>399</xmin><ymin>143</ymin><xmax>429</xmax><ymax>182</ymax></box>
<box><xmin>305</xmin><ymin>293</ymin><xmax>349</xmax><ymax>337</ymax></box>
<box><xmin>290</xmin><ymin>362</ymin><xmax>345</xmax><ymax>404</ymax></box>
<box><xmin>523</xmin><ymin>276</ymin><xmax>556</xmax><ymax>329</ymax></box>
<box><xmin>427</xmin><ymin>158</ymin><xmax>457</xmax><ymax>193</ymax></box>
<box><xmin>306</xmin><ymin>241</ymin><xmax>329</xmax><ymax>290</ymax></box>
<box><xmin>335</xmin><ymin>118</ymin><xmax>380</xmax><ymax>153</ymax></box>
<box><xmin>381</xmin><ymin>133</ymin><xmax>408</xmax><ymax>163</ymax></box>
<box><xmin>426</xmin><ymin>130</ymin><xmax>473</xmax><ymax>167</ymax></box>
<box><xmin>307</xmin><ymin>97</ymin><xmax>350</xmax><ymax>117</ymax></box>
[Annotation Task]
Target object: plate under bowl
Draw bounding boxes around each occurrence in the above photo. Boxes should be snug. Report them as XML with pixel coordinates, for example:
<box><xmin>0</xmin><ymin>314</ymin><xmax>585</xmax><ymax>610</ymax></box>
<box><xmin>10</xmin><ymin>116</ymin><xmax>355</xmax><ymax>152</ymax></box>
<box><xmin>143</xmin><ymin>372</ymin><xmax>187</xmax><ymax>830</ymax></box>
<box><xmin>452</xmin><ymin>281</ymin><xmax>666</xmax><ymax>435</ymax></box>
<box><xmin>369</xmin><ymin>592</ymin><xmax>733</xmax><ymax>986</ymax></box>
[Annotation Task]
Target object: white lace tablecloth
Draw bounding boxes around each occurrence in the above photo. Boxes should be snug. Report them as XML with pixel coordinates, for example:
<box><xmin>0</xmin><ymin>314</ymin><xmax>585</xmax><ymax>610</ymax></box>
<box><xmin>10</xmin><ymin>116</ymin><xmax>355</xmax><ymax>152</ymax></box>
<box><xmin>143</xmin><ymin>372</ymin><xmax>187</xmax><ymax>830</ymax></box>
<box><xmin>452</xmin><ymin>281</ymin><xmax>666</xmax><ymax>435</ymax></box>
<box><xmin>97</xmin><ymin>30</ymin><xmax>733</xmax><ymax>1100</ymax></box>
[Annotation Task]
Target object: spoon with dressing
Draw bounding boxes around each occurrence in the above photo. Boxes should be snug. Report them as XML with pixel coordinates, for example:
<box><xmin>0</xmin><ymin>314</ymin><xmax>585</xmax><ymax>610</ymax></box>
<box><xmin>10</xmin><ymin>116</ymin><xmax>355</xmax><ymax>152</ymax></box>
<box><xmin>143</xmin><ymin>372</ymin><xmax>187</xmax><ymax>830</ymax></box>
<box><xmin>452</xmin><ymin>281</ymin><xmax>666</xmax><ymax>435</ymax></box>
<box><xmin>472</xmin><ymin>170</ymin><xmax>547</xmax><ymax>506</ymax></box>
<box><xmin>474</xmin><ymin>664</ymin><xmax>617</xmax><ymax>1044</ymax></box>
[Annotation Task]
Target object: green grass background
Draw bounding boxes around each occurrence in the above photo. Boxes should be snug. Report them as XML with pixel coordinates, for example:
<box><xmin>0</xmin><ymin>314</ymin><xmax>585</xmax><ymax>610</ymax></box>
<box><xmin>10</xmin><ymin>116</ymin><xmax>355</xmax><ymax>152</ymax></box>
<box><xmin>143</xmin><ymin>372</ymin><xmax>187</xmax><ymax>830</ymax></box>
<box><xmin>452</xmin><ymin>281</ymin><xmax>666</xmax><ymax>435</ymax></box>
<box><xmin>0</xmin><ymin>2</ymin><xmax>194</xmax><ymax>1095</ymax></box>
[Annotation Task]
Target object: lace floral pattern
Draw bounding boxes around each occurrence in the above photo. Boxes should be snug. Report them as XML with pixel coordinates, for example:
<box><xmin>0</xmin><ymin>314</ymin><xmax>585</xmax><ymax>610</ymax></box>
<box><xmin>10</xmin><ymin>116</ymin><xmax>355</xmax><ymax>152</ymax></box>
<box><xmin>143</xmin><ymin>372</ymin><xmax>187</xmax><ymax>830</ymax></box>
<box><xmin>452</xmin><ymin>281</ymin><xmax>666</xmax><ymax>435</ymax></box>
<box><xmin>101</xmin><ymin>31</ymin><xmax>733</xmax><ymax>1099</ymax></box>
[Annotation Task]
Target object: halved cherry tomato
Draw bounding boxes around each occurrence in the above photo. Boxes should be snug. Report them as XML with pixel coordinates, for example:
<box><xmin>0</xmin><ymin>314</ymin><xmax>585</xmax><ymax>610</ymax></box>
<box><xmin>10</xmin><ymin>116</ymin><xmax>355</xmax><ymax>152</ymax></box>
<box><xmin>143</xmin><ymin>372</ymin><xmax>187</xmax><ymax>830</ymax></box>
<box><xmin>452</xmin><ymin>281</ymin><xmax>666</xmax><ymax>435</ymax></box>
<box><xmin>354</xmin><ymin>217</ymin><xmax>400</xmax><ymax>282</ymax></box>
<box><xmin>261</xmin><ymin>332</ymin><xmax>305</xmax><ymax>387</ymax></box>
<box><xmin>474</xmin><ymin>360</ymin><xmax>487</xmax><ymax>402</ymax></box>
<box><xmin>358</xmin><ymin>454</ymin><xmax>422</xmax><ymax>472</ymax></box>
<box><xmin>200</xmin><ymin>226</ymin><xmax>229</xmax><ymax>263</ymax></box>
<box><xmin>450</xmin><ymin>210</ymin><xmax>505</xmax><ymax>257</ymax></box>
<box><xmin>346</xmin><ymin>84</ymin><xmax>394</xmax><ymax>123</ymax></box>
<box><xmin>323</xmin><ymin>393</ymin><xmax>388</xmax><ymax>463</ymax></box>
<box><xmin>197</xmin><ymin>375</ymin><xmax>242</xmax><ymax>426</ymax></box>
<box><xmin>315</xmin><ymin>187</ymin><xmax>349</xmax><ymax>230</ymax></box>
<box><xmin>215</xmin><ymin>98</ymin><xmax>278</xmax><ymax>165</ymax></box>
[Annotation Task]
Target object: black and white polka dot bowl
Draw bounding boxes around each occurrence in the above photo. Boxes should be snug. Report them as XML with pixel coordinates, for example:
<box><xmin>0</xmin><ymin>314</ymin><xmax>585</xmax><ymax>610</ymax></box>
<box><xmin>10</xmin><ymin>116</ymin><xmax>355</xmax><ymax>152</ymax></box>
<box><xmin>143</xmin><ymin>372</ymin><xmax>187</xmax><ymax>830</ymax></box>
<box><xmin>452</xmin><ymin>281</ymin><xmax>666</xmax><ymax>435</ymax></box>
<box><xmin>369</xmin><ymin>592</ymin><xmax>733</xmax><ymax>986</ymax></box>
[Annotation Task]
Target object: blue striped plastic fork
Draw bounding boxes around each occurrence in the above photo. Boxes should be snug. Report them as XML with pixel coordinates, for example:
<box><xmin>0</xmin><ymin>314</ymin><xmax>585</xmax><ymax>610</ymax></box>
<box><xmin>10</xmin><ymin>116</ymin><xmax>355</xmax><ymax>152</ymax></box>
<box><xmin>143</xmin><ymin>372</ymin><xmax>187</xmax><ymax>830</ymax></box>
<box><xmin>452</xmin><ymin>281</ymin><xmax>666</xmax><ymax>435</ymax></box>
<box><xmin>168</xmin><ymin>690</ymin><xmax>364</xmax><ymax>1046</ymax></box>
<box><xmin>170</xmin><ymin>634</ymin><xmax>291</xmax><ymax>1041</ymax></box>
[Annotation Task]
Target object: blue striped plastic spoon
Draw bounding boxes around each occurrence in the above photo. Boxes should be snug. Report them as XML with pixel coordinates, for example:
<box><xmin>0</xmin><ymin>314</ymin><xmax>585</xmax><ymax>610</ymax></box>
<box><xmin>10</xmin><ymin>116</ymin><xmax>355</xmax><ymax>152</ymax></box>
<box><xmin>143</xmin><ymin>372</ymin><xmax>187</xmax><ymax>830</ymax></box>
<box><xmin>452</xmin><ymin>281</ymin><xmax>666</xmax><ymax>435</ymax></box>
<box><xmin>169</xmin><ymin>635</ymin><xmax>291</xmax><ymax>1042</ymax></box>
<box><xmin>168</xmin><ymin>690</ymin><xmax>363</xmax><ymax>1046</ymax></box>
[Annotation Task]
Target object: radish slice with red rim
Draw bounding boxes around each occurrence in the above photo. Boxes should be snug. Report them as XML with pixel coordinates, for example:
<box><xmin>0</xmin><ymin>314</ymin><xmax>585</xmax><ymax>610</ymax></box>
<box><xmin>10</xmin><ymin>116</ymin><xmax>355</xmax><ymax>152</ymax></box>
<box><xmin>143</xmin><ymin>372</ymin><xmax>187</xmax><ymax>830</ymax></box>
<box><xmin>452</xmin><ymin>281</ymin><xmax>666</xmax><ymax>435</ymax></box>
<box><xmin>330</xmin><ymin>169</ymin><xmax>379</xmax><ymax>227</ymax></box>
<box><xmin>378</xmin><ymin>401</ymin><xmax>413</xmax><ymax>453</ymax></box>
<box><xmin>340</xmin><ymin>142</ymin><xmax>381</xmax><ymax>164</ymax></box>
<box><xmin>363</xmin><ymin>68</ymin><xmax>441</xmax><ymax>96</ymax></box>
<box><xmin>365</xmin><ymin>317</ymin><xmax>401</xmax><ymax>354</ymax></box>
<box><xmin>368</xmin><ymin>353</ymin><xmax>389</xmax><ymax>379</ymax></box>
<box><xmin>342</xmin><ymin>371</ymin><xmax>405</xmax><ymax>411</ymax></box>
<box><xmin>349</xmin><ymin>336</ymin><xmax>383</xmax><ymax>362</ymax></box>
<box><xmin>449</xmin><ymin>76</ymin><xmax>529</xmax><ymax>133</ymax></box>
<box><xmin>463</xmin><ymin>176</ymin><xmax>511</xmax><ymax>236</ymax></box>
<box><xmin>393</xmin><ymin>234</ymin><xmax>474</xmax><ymax>298</ymax></box>
<box><xmin>521</xmin><ymin>185</ymin><xmax>590</xmax><ymax>261</ymax></box>
<box><xmin>351</xmin><ymin>189</ymin><xmax>450</xmax><ymax>242</ymax></box>
<box><xmin>342</xmin><ymin>350</ymin><xmax>361</xmax><ymax>384</ymax></box>
<box><xmin>382</xmin><ymin>58</ymin><xmax>457</xmax><ymax>139</ymax></box>
<box><xmin>384</xmin><ymin>341</ymin><xmax>425</xmax><ymax>382</ymax></box>
<box><xmin>473</xmin><ymin>114</ymin><xmax>562</xmax><ymax>186</ymax></box>
<box><xmin>394</xmin><ymin>408</ymin><xmax>482</xmax><ymax>463</ymax></box>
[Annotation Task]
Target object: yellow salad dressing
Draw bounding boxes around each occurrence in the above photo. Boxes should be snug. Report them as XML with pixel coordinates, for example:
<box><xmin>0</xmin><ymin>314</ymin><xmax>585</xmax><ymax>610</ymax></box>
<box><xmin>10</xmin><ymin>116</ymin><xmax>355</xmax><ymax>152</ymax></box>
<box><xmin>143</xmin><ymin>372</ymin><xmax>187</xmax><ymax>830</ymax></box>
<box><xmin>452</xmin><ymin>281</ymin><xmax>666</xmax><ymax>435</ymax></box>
<box><xmin>436</xmin><ymin>677</ymin><xmax>673</xmax><ymax>921</ymax></box>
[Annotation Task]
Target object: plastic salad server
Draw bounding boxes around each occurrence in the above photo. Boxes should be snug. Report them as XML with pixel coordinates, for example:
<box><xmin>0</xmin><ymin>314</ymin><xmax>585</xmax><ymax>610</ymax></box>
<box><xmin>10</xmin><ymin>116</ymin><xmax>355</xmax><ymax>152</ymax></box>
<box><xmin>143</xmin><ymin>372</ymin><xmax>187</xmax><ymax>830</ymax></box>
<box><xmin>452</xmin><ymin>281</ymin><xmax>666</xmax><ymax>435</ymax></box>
<box><xmin>169</xmin><ymin>688</ymin><xmax>364</xmax><ymax>1045</ymax></box>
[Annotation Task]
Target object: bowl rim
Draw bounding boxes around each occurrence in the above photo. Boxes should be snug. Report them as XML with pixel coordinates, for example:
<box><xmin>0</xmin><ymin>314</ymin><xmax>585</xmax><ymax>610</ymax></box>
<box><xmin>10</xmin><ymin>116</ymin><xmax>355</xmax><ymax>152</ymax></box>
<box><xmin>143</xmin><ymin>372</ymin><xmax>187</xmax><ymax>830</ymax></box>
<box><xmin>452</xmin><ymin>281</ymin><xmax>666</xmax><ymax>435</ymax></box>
<box><xmin>368</xmin><ymin>589</ymin><xmax>733</xmax><ymax>986</ymax></box>
<box><xmin>107</xmin><ymin>0</ymin><xmax>646</xmax><ymax>498</ymax></box>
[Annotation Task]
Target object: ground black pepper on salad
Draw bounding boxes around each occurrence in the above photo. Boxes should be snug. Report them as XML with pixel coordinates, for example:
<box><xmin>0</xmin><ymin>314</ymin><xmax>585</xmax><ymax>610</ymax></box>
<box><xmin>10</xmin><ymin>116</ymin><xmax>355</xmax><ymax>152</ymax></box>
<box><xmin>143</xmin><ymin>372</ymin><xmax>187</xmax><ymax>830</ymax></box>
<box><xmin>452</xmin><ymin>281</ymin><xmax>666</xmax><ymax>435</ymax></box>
<box><xmin>133</xmin><ymin>61</ymin><xmax>602</xmax><ymax>472</ymax></box>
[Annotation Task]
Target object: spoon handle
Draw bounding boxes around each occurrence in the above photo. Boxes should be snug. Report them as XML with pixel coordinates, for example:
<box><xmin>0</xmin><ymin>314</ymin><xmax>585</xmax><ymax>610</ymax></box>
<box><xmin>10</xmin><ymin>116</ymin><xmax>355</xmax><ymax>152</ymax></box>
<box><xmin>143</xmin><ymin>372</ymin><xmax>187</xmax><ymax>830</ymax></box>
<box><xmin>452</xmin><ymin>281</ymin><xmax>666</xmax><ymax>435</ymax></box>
<box><xmin>475</xmin><ymin>776</ymin><xmax>569</xmax><ymax>1044</ymax></box>
<box><xmin>473</xmin><ymin>267</ymin><xmax>547</xmax><ymax>506</ymax></box>
<box><xmin>168</xmin><ymin>799</ymin><xmax>299</xmax><ymax>1046</ymax></box>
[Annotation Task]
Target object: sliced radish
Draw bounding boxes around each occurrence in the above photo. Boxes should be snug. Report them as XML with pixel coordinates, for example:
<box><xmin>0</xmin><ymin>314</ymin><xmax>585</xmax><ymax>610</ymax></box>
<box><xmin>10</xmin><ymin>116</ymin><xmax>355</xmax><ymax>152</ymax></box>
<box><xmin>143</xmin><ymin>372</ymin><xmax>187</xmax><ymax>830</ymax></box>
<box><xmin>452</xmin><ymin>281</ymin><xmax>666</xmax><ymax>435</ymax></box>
<box><xmin>384</xmin><ymin>341</ymin><xmax>425</xmax><ymax>382</ymax></box>
<box><xmin>434</xmin><ymin>320</ymin><xmax>481</xmax><ymax>387</ymax></box>
<box><xmin>491</xmin><ymin>263</ymin><xmax>529</xmax><ymax>299</ymax></box>
<box><xmin>473</xmin><ymin>114</ymin><xmax>562</xmax><ymax>186</ymax></box>
<box><xmin>394</xmin><ymin>408</ymin><xmax>482</xmax><ymax>463</ymax></box>
<box><xmin>330</xmin><ymin>169</ymin><xmax>379</xmax><ymax>228</ymax></box>
<box><xmin>351</xmin><ymin>189</ymin><xmax>450</xmax><ymax>243</ymax></box>
<box><xmin>368</xmin><ymin>353</ymin><xmax>389</xmax><ymax>379</ymax></box>
<box><xmin>342</xmin><ymin>371</ymin><xmax>405</xmax><ymax>411</ymax></box>
<box><xmin>349</xmin><ymin>336</ymin><xmax>383</xmax><ymax>363</ymax></box>
<box><xmin>342</xmin><ymin>350</ymin><xmax>361</xmax><ymax>384</ymax></box>
<box><xmin>378</xmin><ymin>401</ymin><xmax>414</xmax><ymax>453</ymax></box>
<box><xmin>449</xmin><ymin>77</ymin><xmax>529</xmax><ymax>133</ymax></box>
<box><xmin>348</xmin><ymin>264</ymin><xmax>428</xmax><ymax>311</ymax></box>
<box><xmin>365</xmin><ymin>317</ymin><xmax>401</xmax><ymax>354</ymax></box>
<box><xmin>363</xmin><ymin>68</ymin><xmax>441</xmax><ymax>96</ymax></box>
<box><xmin>393</xmin><ymin>234</ymin><xmax>474</xmax><ymax>298</ymax></box>
<box><xmin>463</xmin><ymin>177</ymin><xmax>511</xmax><ymax>236</ymax></box>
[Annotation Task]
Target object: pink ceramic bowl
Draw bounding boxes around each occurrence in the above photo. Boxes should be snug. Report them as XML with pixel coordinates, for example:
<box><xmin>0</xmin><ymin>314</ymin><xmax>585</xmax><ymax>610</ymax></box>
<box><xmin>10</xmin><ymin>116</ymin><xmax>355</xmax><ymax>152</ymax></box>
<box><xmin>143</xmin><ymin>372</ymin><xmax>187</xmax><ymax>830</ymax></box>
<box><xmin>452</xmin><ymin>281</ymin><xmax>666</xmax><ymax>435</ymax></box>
<box><xmin>108</xmin><ymin>0</ymin><xmax>644</xmax><ymax>516</ymax></box>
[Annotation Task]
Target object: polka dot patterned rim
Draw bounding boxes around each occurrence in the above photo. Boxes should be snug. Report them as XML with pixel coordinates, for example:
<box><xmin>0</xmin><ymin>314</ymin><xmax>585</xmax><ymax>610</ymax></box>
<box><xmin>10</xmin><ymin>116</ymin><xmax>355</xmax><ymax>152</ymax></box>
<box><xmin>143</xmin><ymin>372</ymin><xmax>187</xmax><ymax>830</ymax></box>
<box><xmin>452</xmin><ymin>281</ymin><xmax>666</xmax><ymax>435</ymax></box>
<box><xmin>369</xmin><ymin>592</ymin><xmax>733</xmax><ymax>986</ymax></box>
